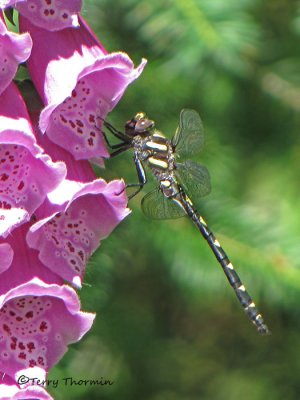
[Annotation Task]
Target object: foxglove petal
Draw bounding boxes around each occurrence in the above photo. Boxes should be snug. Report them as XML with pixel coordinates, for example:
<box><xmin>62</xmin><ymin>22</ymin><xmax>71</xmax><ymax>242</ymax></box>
<box><xmin>0</xmin><ymin>243</ymin><xmax>13</xmax><ymax>274</ymax></box>
<box><xmin>0</xmin><ymin>83</ymin><xmax>66</xmax><ymax>237</ymax></box>
<box><xmin>1</xmin><ymin>368</ymin><xmax>53</xmax><ymax>399</ymax></box>
<box><xmin>0</xmin><ymin>278</ymin><xmax>95</xmax><ymax>378</ymax></box>
<box><xmin>27</xmin><ymin>179</ymin><xmax>130</xmax><ymax>287</ymax></box>
<box><xmin>16</xmin><ymin>0</ymin><xmax>82</xmax><ymax>31</ymax></box>
<box><xmin>0</xmin><ymin>1</ymin><xmax>24</xmax><ymax>8</ymax></box>
<box><xmin>19</xmin><ymin>15</ymin><xmax>146</xmax><ymax>162</ymax></box>
<box><xmin>0</xmin><ymin>18</ymin><xmax>32</xmax><ymax>95</ymax></box>
<box><xmin>0</xmin><ymin>222</ymin><xmax>64</xmax><ymax>294</ymax></box>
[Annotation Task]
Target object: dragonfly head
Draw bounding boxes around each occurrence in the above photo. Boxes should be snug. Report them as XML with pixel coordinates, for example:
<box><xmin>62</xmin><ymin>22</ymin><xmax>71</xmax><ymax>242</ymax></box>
<box><xmin>125</xmin><ymin>112</ymin><xmax>155</xmax><ymax>137</ymax></box>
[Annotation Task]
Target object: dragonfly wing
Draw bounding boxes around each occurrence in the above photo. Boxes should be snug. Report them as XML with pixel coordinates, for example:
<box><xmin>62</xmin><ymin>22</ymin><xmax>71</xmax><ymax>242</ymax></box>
<box><xmin>175</xmin><ymin>160</ymin><xmax>211</xmax><ymax>202</ymax></box>
<box><xmin>172</xmin><ymin>109</ymin><xmax>204</xmax><ymax>157</ymax></box>
<box><xmin>141</xmin><ymin>189</ymin><xmax>186</xmax><ymax>220</ymax></box>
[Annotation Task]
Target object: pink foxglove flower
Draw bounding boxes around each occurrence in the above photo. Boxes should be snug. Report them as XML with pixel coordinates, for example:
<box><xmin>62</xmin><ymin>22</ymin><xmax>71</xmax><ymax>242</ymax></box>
<box><xmin>23</xmin><ymin>119</ymin><xmax>130</xmax><ymax>287</ymax></box>
<box><xmin>0</xmin><ymin>278</ymin><xmax>94</xmax><ymax>378</ymax></box>
<box><xmin>0</xmin><ymin>83</ymin><xmax>66</xmax><ymax>237</ymax></box>
<box><xmin>1</xmin><ymin>367</ymin><xmax>53</xmax><ymax>399</ymax></box>
<box><xmin>0</xmin><ymin>1</ymin><xmax>24</xmax><ymax>8</ymax></box>
<box><xmin>0</xmin><ymin>242</ymin><xmax>13</xmax><ymax>274</ymax></box>
<box><xmin>27</xmin><ymin>178</ymin><xmax>129</xmax><ymax>287</ymax></box>
<box><xmin>16</xmin><ymin>0</ymin><xmax>82</xmax><ymax>31</ymax></box>
<box><xmin>0</xmin><ymin>222</ymin><xmax>64</xmax><ymax>294</ymax></box>
<box><xmin>0</xmin><ymin>17</ymin><xmax>32</xmax><ymax>95</ymax></box>
<box><xmin>19</xmin><ymin>15</ymin><xmax>146</xmax><ymax>163</ymax></box>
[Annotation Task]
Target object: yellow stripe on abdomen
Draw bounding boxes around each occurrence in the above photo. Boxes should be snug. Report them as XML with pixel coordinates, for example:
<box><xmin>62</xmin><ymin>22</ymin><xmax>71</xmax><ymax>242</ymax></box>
<box><xmin>145</xmin><ymin>142</ymin><xmax>168</xmax><ymax>152</ymax></box>
<box><xmin>148</xmin><ymin>157</ymin><xmax>168</xmax><ymax>169</ymax></box>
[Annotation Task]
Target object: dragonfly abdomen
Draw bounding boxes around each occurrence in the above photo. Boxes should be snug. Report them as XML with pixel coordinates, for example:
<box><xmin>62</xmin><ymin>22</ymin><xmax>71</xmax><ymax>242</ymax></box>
<box><xmin>179</xmin><ymin>188</ymin><xmax>270</xmax><ymax>335</ymax></box>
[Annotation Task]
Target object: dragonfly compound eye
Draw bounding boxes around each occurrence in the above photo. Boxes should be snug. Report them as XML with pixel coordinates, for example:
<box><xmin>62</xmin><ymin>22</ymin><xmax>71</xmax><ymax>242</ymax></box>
<box><xmin>135</xmin><ymin>118</ymin><xmax>155</xmax><ymax>133</ymax></box>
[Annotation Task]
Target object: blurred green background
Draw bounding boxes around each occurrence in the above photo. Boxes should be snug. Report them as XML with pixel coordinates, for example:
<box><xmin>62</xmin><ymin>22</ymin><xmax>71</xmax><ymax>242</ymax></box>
<box><xmin>49</xmin><ymin>0</ymin><xmax>300</xmax><ymax>399</ymax></box>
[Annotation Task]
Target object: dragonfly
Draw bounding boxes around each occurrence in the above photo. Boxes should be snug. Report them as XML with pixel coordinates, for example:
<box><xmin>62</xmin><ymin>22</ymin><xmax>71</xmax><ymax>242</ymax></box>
<box><xmin>101</xmin><ymin>109</ymin><xmax>270</xmax><ymax>335</ymax></box>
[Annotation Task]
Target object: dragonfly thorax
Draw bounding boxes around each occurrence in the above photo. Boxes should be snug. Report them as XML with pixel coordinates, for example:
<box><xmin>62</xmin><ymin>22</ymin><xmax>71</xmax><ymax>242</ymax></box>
<box><xmin>131</xmin><ymin>127</ymin><xmax>178</xmax><ymax>198</ymax></box>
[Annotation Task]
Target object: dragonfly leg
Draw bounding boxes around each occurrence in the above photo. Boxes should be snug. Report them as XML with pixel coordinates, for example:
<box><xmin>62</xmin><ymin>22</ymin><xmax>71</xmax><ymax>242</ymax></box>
<box><xmin>110</xmin><ymin>144</ymin><xmax>132</xmax><ymax>158</ymax></box>
<box><xmin>99</xmin><ymin>116</ymin><xmax>130</xmax><ymax>142</ymax></box>
<box><xmin>127</xmin><ymin>156</ymin><xmax>147</xmax><ymax>200</ymax></box>
<box><xmin>101</xmin><ymin>128</ymin><xmax>128</xmax><ymax>150</ymax></box>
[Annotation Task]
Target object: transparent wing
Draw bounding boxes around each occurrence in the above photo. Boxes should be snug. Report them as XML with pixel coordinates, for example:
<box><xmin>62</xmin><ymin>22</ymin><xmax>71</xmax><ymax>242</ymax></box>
<box><xmin>141</xmin><ymin>189</ymin><xmax>186</xmax><ymax>220</ymax></box>
<box><xmin>175</xmin><ymin>160</ymin><xmax>211</xmax><ymax>203</ymax></box>
<box><xmin>172</xmin><ymin>109</ymin><xmax>204</xmax><ymax>157</ymax></box>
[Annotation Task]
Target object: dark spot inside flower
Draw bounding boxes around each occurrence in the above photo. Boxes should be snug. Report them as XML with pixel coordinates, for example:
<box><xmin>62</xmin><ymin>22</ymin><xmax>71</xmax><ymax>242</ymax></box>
<box><xmin>27</xmin><ymin>342</ymin><xmax>35</xmax><ymax>353</ymax></box>
<box><xmin>89</xmin><ymin>114</ymin><xmax>95</xmax><ymax>123</ymax></box>
<box><xmin>51</xmin><ymin>235</ymin><xmax>60</xmax><ymax>246</ymax></box>
<box><xmin>19</xmin><ymin>342</ymin><xmax>25</xmax><ymax>350</ymax></box>
<box><xmin>18</xmin><ymin>352</ymin><xmax>26</xmax><ymax>360</ymax></box>
<box><xmin>0</xmin><ymin>200</ymin><xmax>12</xmax><ymax>209</ymax></box>
<box><xmin>1</xmin><ymin>173</ymin><xmax>9</xmax><ymax>181</ymax></box>
<box><xmin>25</xmin><ymin>311</ymin><xmax>33</xmax><ymax>319</ymax></box>
<box><xmin>38</xmin><ymin>356</ymin><xmax>45</xmax><ymax>366</ymax></box>
<box><xmin>29</xmin><ymin>359</ymin><xmax>37</xmax><ymax>367</ymax></box>
<box><xmin>18</xmin><ymin>181</ymin><xmax>25</xmax><ymax>191</ymax></box>
<box><xmin>3</xmin><ymin>324</ymin><xmax>11</xmax><ymax>334</ymax></box>
<box><xmin>67</xmin><ymin>241</ymin><xmax>75</xmax><ymax>252</ymax></box>
<box><xmin>39</xmin><ymin>321</ymin><xmax>48</xmax><ymax>332</ymax></box>
<box><xmin>60</xmin><ymin>114</ymin><xmax>67</xmax><ymax>124</ymax></box>
<box><xmin>10</xmin><ymin>342</ymin><xmax>16</xmax><ymax>350</ymax></box>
